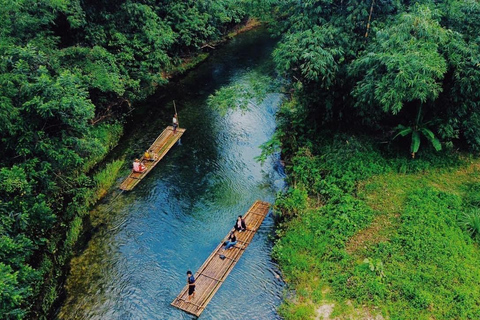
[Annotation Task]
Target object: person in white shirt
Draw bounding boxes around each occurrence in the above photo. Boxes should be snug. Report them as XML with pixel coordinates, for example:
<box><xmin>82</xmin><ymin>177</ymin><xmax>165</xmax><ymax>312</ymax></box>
<box><xmin>133</xmin><ymin>159</ymin><xmax>145</xmax><ymax>172</ymax></box>
<box><xmin>172</xmin><ymin>113</ymin><xmax>178</xmax><ymax>134</ymax></box>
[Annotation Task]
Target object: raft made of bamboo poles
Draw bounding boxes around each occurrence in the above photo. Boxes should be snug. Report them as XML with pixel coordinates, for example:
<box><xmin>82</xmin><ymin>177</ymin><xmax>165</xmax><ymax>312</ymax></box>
<box><xmin>119</xmin><ymin>126</ymin><xmax>185</xmax><ymax>191</ymax></box>
<box><xmin>171</xmin><ymin>200</ymin><xmax>271</xmax><ymax>317</ymax></box>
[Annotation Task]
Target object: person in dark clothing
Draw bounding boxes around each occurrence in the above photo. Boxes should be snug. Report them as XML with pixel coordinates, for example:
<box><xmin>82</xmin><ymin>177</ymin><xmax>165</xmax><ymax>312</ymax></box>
<box><xmin>234</xmin><ymin>215</ymin><xmax>247</xmax><ymax>232</ymax></box>
<box><xmin>223</xmin><ymin>231</ymin><xmax>237</xmax><ymax>250</ymax></box>
<box><xmin>186</xmin><ymin>271</ymin><xmax>195</xmax><ymax>300</ymax></box>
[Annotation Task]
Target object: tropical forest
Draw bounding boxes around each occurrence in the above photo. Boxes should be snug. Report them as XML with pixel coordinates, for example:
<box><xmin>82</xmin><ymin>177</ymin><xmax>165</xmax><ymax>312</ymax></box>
<box><xmin>1</xmin><ymin>0</ymin><xmax>480</xmax><ymax>319</ymax></box>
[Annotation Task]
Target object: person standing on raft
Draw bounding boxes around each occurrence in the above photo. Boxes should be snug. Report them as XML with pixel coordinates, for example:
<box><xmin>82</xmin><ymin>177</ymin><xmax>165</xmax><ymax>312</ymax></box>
<box><xmin>186</xmin><ymin>271</ymin><xmax>196</xmax><ymax>300</ymax></box>
<box><xmin>172</xmin><ymin>113</ymin><xmax>178</xmax><ymax>134</ymax></box>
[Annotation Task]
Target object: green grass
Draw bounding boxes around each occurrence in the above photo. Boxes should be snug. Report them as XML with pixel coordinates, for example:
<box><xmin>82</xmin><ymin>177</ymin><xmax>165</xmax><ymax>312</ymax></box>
<box><xmin>92</xmin><ymin>159</ymin><xmax>125</xmax><ymax>202</ymax></box>
<box><xmin>274</xmin><ymin>135</ymin><xmax>480</xmax><ymax>319</ymax></box>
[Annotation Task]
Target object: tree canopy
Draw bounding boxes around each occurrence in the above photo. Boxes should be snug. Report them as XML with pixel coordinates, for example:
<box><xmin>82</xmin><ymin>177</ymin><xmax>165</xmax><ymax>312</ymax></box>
<box><xmin>268</xmin><ymin>0</ymin><xmax>480</xmax><ymax>154</ymax></box>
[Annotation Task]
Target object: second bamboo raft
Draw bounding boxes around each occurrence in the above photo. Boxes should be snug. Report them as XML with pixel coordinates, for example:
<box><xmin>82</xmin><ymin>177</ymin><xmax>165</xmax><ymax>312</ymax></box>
<box><xmin>119</xmin><ymin>126</ymin><xmax>185</xmax><ymax>191</ymax></box>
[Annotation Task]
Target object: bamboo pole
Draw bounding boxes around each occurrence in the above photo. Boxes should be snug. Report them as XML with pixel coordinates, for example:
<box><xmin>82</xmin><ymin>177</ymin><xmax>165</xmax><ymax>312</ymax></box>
<box><xmin>365</xmin><ymin>0</ymin><xmax>376</xmax><ymax>38</ymax></box>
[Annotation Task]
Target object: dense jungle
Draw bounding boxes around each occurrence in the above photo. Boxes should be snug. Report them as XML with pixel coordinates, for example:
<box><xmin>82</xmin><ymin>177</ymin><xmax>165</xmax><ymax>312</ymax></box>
<box><xmin>1</xmin><ymin>0</ymin><xmax>480</xmax><ymax>319</ymax></box>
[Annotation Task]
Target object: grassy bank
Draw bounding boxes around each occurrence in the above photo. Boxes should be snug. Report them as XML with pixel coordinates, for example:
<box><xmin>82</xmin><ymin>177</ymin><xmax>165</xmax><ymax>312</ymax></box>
<box><xmin>273</xmin><ymin>135</ymin><xmax>480</xmax><ymax>319</ymax></box>
<box><xmin>36</xmin><ymin>122</ymin><xmax>124</xmax><ymax>318</ymax></box>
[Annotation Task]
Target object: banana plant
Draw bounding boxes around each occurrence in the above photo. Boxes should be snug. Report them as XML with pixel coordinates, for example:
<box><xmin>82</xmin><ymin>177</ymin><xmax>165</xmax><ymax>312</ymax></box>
<box><xmin>393</xmin><ymin>105</ymin><xmax>442</xmax><ymax>158</ymax></box>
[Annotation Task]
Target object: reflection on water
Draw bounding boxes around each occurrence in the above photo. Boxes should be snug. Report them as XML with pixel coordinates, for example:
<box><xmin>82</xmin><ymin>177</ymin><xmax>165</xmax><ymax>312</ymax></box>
<box><xmin>58</xmin><ymin>29</ymin><xmax>285</xmax><ymax>320</ymax></box>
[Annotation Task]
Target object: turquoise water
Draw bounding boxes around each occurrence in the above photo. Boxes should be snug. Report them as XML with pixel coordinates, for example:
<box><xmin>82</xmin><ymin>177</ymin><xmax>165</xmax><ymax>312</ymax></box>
<box><xmin>58</xmin><ymin>29</ymin><xmax>285</xmax><ymax>320</ymax></box>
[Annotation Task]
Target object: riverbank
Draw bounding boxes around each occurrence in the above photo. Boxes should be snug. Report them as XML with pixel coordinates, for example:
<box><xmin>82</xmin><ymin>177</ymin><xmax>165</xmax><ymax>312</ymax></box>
<box><xmin>162</xmin><ymin>18</ymin><xmax>261</xmax><ymax>80</ymax></box>
<box><xmin>272</xmin><ymin>132</ymin><xmax>480</xmax><ymax>319</ymax></box>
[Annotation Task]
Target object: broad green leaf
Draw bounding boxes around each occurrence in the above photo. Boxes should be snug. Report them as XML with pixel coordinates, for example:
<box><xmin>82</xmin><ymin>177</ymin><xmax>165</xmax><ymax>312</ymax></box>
<box><xmin>393</xmin><ymin>127</ymin><xmax>413</xmax><ymax>139</ymax></box>
<box><xmin>411</xmin><ymin>131</ymin><xmax>421</xmax><ymax>154</ymax></box>
<box><xmin>430</xmin><ymin>137</ymin><xmax>442</xmax><ymax>151</ymax></box>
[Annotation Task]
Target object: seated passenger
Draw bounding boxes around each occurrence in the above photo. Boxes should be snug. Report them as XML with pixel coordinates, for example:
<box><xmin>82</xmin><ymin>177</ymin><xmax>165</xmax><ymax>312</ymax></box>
<box><xmin>234</xmin><ymin>215</ymin><xmax>247</xmax><ymax>232</ymax></box>
<box><xmin>133</xmin><ymin>159</ymin><xmax>145</xmax><ymax>173</ymax></box>
<box><xmin>144</xmin><ymin>150</ymin><xmax>156</xmax><ymax>161</ymax></box>
<box><xmin>223</xmin><ymin>231</ymin><xmax>237</xmax><ymax>250</ymax></box>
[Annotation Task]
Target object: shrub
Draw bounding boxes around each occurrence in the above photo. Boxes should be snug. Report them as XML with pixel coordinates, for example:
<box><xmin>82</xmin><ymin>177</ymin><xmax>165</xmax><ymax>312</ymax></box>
<box><xmin>460</xmin><ymin>209</ymin><xmax>480</xmax><ymax>240</ymax></box>
<box><xmin>274</xmin><ymin>187</ymin><xmax>308</xmax><ymax>220</ymax></box>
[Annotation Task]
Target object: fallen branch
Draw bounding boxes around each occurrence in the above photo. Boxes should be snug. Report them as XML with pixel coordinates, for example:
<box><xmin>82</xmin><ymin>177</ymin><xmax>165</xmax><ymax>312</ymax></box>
<box><xmin>201</xmin><ymin>43</ymin><xmax>216</xmax><ymax>49</ymax></box>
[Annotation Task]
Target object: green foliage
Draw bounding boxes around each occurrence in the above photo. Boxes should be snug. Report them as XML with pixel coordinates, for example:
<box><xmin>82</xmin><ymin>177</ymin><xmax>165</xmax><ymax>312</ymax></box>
<box><xmin>369</xmin><ymin>188</ymin><xmax>480</xmax><ymax>319</ymax></box>
<box><xmin>460</xmin><ymin>209</ymin><xmax>480</xmax><ymax>241</ymax></box>
<box><xmin>207</xmin><ymin>71</ymin><xmax>274</xmax><ymax>114</ymax></box>
<box><xmin>270</xmin><ymin>0</ymin><xmax>480</xmax><ymax>154</ymax></box>
<box><xmin>256</xmin><ymin>131</ymin><xmax>282</xmax><ymax>165</ymax></box>
<box><xmin>40</xmin><ymin>280</ymin><xmax>58</xmax><ymax>318</ymax></box>
<box><xmin>64</xmin><ymin>216</ymin><xmax>82</xmax><ymax>252</ymax></box>
<box><xmin>271</xmin><ymin>97</ymin><xmax>309</xmax><ymax>156</ymax></box>
<box><xmin>270</xmin><ymin>1</ymin><xmax>480</xmax><ymax>317</ymax></box>
<box><xmin>278</xmin><ymin>301</ymin><xmax>316</xmax><ymax>320</ymax></box>
<box><xmin>274</xmin><ymin>187</ymin><xmax>308</xmax><ymax>220</ymax></box>
<box><xmin>352</xmin><ymin>5</ymin><xmax>448</xmax><ymax>114</ymax></box>
<box><xmin>0</xmin><ymin>263</ymin><xmax>27</xmax><ymax>319</ymax></box>
<box><xmin>463</xmin><ymin>182</ymin><xmax>480</xmax><ymax>207</ymax></box>
<box><xmin>92</xmin><ymin>160</ymin><xmax>125</xmax><ymax>202</ymax></box>
<box><xmin>393</xmin><ymin>105</ymin><xmax>442</xmax><ymax>157</ymax></box>
<box><xmin>394</xmin><ymin>124</ymin><xmax>442</xmax><ymax>157</ymax></box>
<box><xmin>273</xmin><ymin>25</ymin><xmax>344</xmax><ymax>87</ymax></box>
<box><xmin>82</xmin><ymin>123</ymin><xmax>123</xmax><ymax>172</ymax></box>
<box><xmin>60</xmin><ymin>46</ymin><xmax>126</xmax><ymax>96</ymax></box>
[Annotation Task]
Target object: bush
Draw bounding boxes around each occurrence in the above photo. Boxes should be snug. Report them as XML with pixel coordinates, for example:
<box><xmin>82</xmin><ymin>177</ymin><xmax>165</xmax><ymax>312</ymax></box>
<box><xmin>274</xmin><ymin>187</ymin><xmax>308</xmax><ymax>220</ymax></box>
<box><xmin>460</xmin><ymin>209</ymin><xmax>480</xmax><ymax>241</ymax></box>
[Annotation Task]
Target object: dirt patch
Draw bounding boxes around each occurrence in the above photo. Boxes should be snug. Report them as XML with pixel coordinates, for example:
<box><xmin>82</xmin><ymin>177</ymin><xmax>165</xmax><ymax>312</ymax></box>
<box><xmin>345</xmin><ymin>214</ymin><xmax>398</xmax><ymax>255</ymax></box>
<box><xmin>229</xmin><ymin>18</ymin><xmax>262</xmax><ymax>36</ymax></box>
<box><xmin>316</xmin><ymin>303</ymin><xmax>334</xmax><ymax>320</ymax></box>
<box><xmin>315</xmin><ymin>301</ymin><xmax>386</xmax><ymax>320</ymax></box>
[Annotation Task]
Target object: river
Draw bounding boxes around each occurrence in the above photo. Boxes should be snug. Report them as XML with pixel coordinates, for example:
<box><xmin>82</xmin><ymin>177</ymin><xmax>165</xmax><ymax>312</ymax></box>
<box><xmin>58</xmin><ymin>28</ymin><xmax>285</xmax><ymax>320</ymax></box>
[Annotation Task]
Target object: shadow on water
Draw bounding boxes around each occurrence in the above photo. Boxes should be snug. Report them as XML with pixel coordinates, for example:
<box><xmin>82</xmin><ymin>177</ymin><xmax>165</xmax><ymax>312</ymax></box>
<box><xmin>58</xmin><ymin>28</ymin><xmax>286</xmax><ymax>320</ymax></box>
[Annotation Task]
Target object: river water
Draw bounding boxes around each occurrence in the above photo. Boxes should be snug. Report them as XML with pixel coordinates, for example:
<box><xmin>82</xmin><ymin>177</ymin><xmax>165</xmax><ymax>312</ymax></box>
<box><xmin>58</xmin><ymin>29</ymin><xmax>285</xmax><ymax>320</ymax></box>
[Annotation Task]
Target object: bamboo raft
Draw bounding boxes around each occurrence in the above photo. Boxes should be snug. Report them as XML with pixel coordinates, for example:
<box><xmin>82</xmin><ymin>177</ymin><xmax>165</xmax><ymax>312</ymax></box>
<box><xmin>119</xmin><ymin>126</ymin><xmax>185</xmax><ymax>191</ymax></box>
<box><xmin>171</xmin><ymin>200</ymin><xmax>271</xmax><ymax>317</ymax></box>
